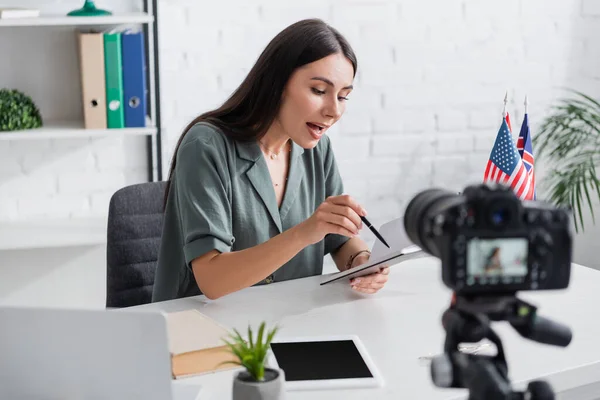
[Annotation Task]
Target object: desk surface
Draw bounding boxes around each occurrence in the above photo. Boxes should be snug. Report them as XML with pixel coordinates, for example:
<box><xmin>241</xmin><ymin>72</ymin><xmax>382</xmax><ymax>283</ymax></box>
<box><xmin>132</xmin><ymin>258</ymin><xmax>600</xmax><ymax>400</ymax></box>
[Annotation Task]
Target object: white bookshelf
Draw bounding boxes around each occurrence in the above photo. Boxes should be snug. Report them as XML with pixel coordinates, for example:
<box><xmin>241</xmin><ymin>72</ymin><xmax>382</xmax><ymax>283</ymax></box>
<box><xmin>0</xmin><ymin>6</ymin><xmax>162</xmax><ymax>181</ymax></box>
<box><xmin>0</xmin><ymin>120</ymin><xmax>157</xmax><ymax>141</ymax></box>
<box><xmin>0</xmin><ymin>3</ymin><xmax>163</xmax><ymax>249</ymax></box>
<box><xmin>0</xmin><ymin>13</ymin><xmax>153</xmax><ymax>27</ymax></box>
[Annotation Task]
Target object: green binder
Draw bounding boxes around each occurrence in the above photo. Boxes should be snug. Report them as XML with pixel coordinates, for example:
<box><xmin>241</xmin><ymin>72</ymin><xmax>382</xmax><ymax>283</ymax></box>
<box><xmin>103</xmin><ymin>31</ymin><xmax>124</xmax><ymax>129</ymax></box>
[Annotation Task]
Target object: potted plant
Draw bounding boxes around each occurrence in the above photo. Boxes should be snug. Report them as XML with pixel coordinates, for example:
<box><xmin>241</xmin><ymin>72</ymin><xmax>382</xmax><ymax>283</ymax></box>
<box><xmin>0</xmin><ymin>89</ymin><xmax>43</xmax><ymax>132</ymax></box>
<box><xmin>222</xmin><ymin>322</ymin><xmax>285</xmax><ymax>400</ymax></box>
<box><xmin>534</xmin><ymin>90</ymin><xmax>600</xmax><ymax>232</ymax></box>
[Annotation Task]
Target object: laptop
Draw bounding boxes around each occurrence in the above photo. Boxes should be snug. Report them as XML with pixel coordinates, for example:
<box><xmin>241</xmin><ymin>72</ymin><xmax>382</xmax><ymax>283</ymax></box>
<box><xmin>0</xmin><ymin>306</ymin><xmax>202</xmax><ymax>400</ymax></box>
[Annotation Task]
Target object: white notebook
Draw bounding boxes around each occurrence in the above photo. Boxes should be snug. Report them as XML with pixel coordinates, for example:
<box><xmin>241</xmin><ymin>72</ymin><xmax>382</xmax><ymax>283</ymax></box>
<box><xmin>370</xmin><ymin>216</ymin><xmax>412</xmax><ymax>259</ymax></box>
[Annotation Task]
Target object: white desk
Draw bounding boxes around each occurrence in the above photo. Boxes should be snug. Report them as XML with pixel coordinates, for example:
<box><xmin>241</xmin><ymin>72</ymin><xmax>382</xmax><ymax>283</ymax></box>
<box><xmin>132</xmin><ymin>258</ymin><xmax>600</xmax><ymax>399</ymax></box>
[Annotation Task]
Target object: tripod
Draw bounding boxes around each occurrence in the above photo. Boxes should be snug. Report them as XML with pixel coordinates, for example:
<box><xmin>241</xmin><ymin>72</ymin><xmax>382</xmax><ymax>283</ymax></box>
<box><xmin>430</xmin><ymin>294</ymin><xmax>573</xmax><ymax>400</ymax></box>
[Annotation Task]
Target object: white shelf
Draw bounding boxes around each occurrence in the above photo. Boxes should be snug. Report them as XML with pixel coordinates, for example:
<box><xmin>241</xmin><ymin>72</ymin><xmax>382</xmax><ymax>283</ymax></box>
<box><xmin>0</xmin><ymin>217</ymin><xmax>107</xmax><ymax>251</ymax></box>
<box><xmin>0</xmin><ymin>121</ymin><xmax>157</xmax><ymax>141</ymax></box>
<box><xmin>0</xmin><ymin>12</ymin><xmax>153</xmax><ymax>27</ymax></box>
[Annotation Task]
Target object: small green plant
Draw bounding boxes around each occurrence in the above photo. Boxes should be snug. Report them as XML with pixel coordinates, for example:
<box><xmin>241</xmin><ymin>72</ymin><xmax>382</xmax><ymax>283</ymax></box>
<box><xmin>0</xmin><ymin>89</ymin><xmax>43</xmax><ymax>131</ymax></box>
<box><xmin>222</xmin><ymin>322</ymin><xmax>279</xmax><ymax>382</ymax></box>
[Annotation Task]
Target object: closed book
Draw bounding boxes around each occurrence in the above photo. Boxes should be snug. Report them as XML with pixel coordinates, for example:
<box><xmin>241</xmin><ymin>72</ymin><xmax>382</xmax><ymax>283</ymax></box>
<box><xmin>103</xmin><ymin>31</ymin><xmax>125</xmax><ymax>128</ymax></box>
<box><xmin>76</xmin><ymin>30</ymin><xmax>107</xmax><ymax>129</ymax></box>
<box><xmin>121</xmin><ymin>30</ymin><xmax>147</xmax><ymax>128</ymax></box>
<box><xmin>166</xmin><ymin>309</ymin><xmax>239</xmax><ymax>379</ymax></box>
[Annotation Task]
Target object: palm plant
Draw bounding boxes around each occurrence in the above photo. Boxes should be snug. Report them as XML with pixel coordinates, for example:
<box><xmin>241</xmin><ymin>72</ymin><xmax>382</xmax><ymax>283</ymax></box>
<box><xmin>222</xmin><ymin>322</ymin><xmax>279</xmax><ymax>382</ymax></box>
<box><xmin>534</xmin><ymin>90</ymin><xmax>600</xmax><ymax>232</ymax></box>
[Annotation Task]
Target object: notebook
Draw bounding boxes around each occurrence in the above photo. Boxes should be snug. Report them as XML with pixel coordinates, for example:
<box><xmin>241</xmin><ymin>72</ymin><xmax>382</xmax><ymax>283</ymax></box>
<box><xmin>167</xmin><ymin>309</ymin><xmax>239</xmax><ymax>379</ymax></box>
<box><xmin>370</xmin><ymin>216</ymin><xmax>412</xmax><ymax>260</ymax></box>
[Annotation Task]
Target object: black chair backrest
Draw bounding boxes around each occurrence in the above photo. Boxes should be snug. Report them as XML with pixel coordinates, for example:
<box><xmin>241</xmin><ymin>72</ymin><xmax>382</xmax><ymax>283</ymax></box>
<box><xmin>106</xmin><ymin>181</ymin><xmax>166</xmax><ymax>308</ymax></box>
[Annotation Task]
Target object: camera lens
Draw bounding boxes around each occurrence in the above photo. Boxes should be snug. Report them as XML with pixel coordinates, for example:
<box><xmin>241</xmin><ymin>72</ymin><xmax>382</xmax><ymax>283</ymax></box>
<box><xmin>404</xmin><ymin>188</ymin><xmax>459</xmax><ymax>257</ymax></box>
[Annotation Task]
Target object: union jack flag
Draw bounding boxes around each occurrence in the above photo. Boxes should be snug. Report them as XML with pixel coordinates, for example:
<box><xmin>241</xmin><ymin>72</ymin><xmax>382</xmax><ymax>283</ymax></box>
<box><xmin>516</xmin><ymin>113</ymin><xmax>536</xmax><ymax>200</ymax></box>
<box><xmin>484</xmin><ymin>119</ymin><xmax>535</xmax><ymax>200</ymax></box>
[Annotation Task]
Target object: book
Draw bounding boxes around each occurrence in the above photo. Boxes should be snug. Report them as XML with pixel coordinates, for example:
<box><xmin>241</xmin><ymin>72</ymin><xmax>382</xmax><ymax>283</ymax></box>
<box><xmin>0</xmin><ymin>8</ymin><xmax>40</xmax><ymax>19</ymax></box>
<box><xmin>166</xmin><ymin>309</ymin><xmax>239</xmax><ymax>379</ymax></box>
<box><xmin>320</xmin><ymin>245</ymin><xmax>428</xmax><ymax>285</ymax></box>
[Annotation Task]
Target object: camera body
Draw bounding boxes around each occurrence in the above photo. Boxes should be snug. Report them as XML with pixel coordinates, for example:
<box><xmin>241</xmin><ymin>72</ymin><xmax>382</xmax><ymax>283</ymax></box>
<box><xmin>404</xmin><ymin>183</ymin><xmax>572</xmax><ymax>295</ymax></box>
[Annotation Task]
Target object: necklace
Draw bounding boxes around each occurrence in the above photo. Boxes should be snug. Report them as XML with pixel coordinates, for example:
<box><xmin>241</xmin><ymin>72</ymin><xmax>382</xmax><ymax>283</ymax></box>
<box><xmin>258</xmin><ymin>140</ymin><xmax>291</xmax><ymax>160</ymax></box>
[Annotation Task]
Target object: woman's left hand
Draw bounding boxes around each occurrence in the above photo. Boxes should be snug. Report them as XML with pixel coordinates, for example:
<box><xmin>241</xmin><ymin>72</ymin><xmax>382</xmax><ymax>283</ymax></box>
<box><xmin>348</xmin><ymin>253</ymin><xmax>389</xmax><ymax>294</ymax></box>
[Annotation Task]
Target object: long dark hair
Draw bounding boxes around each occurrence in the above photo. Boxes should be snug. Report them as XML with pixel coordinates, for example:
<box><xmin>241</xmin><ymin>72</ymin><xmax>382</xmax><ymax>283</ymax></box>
<box><xmin>163</xmin><ymin>18</ymin><xmax>358</xmax><ymax>207</ymax></box>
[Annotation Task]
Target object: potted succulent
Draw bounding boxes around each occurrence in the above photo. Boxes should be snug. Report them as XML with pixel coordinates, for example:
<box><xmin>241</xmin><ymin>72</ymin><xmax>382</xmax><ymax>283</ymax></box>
<box><xmin>534</xmin><ymin>90</ymin><xmax>600</xmax><ymax>232</ymax></box>
<box><xmin>222</xmin><ymin>322</ymin><xmax>285</xmax><ymax>400</ymax></box>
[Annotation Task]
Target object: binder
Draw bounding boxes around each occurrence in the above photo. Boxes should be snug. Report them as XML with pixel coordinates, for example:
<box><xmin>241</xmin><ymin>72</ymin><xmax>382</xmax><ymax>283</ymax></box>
<box><xmin>76</xmin><ymin>30</ymin><xmax>107</xmax><ymax>129</ymax></box>
<box><xmin>121</xmin><ymin>30</ymin><xmax>147</xmax><ymax>128</ymax></box>
<box><xmin>103</xmin><ymin>31</ymin><xmax>125</xmax><ymax>128</ymax></box>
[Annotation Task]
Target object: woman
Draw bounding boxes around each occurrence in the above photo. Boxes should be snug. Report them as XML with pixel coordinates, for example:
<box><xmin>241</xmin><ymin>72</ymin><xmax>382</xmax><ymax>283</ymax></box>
<box><xmin>152</xmin><ymin>19</ymin><xmax>389</xmax><ymax>302</ymax></box>
<box><xmin>484</xmin><ymin>247</ymin><xmax>503</xmax><ymax>274</ymax></box>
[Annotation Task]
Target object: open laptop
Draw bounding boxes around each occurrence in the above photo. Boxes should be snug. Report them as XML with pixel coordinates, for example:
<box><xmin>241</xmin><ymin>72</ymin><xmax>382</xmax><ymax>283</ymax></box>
<box><xmin>0</xmin><ymin>306</ymin><xmax>201</xmax><ymax>400</ymax></box>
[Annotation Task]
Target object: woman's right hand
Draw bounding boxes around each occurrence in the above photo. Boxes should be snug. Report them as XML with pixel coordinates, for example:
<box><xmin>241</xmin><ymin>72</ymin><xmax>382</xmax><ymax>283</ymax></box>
<box><xmin>299</xmin><ymin>194</ymin><xmax>367</xmax><ymax>245</ymax></box>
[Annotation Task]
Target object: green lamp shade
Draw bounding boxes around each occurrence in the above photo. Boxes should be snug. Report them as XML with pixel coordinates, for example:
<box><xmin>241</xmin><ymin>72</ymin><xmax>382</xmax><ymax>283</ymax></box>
<box><xmin>67</xmin><ymin>0</ymin><xmax>112</xmax><ymax>16</ymax></box>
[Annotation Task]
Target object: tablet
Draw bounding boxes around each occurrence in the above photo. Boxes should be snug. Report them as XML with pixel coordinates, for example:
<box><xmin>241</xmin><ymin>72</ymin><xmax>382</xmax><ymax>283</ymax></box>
<box><xmin>267</xmin><ymin>335</ymin><xmax>384</xmax><ymax>391</ymax></box>
<box><xmin>320</xmin><ymin>245</ymin><xmax>427</xmax><ymax>285</ymax></box>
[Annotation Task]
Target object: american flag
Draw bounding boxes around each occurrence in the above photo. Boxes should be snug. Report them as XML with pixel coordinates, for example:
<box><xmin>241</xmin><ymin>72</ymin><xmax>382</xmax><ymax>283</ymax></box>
<box><xmin>516</xmin><ymin>113</ymin><xmax>536</xmax><ymax>200</ymax></box>
<box><xmin>484</xmin><ymin>119</ymin><xmax>535</xmax><ymax>200</ymax></box>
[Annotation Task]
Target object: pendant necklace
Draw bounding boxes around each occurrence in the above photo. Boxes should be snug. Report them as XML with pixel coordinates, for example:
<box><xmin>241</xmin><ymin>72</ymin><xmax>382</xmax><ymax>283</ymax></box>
<box><xmin>259</xmin><ymin>140</ymin><xmax>290</xmax><ymax>160</ymax></box>
<box><xmin>258</xmin><ymin>140</ymin><xmax>290</xmax><ymax>187</ymax></box>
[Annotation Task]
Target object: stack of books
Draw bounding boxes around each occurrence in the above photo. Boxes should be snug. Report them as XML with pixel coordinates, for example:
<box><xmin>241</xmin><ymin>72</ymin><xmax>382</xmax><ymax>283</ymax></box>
<box><xmin>76</xmin><ymin>28</ymin><xmax>148</xmax><ymax>129</ymax></box>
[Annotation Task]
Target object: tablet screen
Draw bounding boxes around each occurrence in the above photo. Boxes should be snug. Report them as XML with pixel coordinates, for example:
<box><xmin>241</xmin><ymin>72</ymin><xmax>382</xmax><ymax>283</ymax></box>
<box><xmin>269</xmin><ymin>340</ymin><xmax>374</xmax><ymax>381</ymax></box>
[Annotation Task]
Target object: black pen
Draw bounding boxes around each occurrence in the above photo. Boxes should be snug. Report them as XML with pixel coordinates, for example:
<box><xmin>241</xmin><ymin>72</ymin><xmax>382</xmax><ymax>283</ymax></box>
<box><xmin>360</xmin><ymin>216</ymin><xmax>390</xmax><ymax>248</ymax></box>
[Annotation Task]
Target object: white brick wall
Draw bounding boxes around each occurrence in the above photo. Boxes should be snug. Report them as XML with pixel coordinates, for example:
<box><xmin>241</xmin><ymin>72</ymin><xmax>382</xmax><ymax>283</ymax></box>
<box><xmin>1</xmin><ymin>0</ymin><xmax>600</xmax><ymax>238</ymax></box>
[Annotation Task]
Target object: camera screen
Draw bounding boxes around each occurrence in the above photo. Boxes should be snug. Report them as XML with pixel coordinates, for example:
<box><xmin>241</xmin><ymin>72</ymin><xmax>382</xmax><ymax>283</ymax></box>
<box><xmin>466</xmin><ymin>238</ymin><xmax>528</xmax><ymax>285</ymax></box>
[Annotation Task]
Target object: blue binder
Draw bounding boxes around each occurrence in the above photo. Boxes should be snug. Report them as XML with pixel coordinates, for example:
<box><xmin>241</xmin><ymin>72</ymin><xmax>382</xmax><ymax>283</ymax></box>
<box><xmin>121</xmin><ymin>30</ymin><xmax>147</xmax><ymax>128</ymax></box>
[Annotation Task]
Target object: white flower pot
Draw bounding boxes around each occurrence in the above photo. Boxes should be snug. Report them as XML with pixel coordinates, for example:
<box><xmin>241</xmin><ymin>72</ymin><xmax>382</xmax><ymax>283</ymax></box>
<box><xmin>232</xmin><ymin>367</ymin><xmax>285</xmax><ymax>400</ymax></box>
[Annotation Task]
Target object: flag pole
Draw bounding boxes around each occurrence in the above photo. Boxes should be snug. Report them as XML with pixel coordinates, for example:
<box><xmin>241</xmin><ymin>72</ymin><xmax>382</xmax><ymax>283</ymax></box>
<box><xmin>503</xmin><ymin>91</ymin><xmax>513</xmax><ymax>132</ymax></box>
<box><xmin>524</xmin><ymin>95</ymin><xmax>528</xmax><ymax>115</ymax></box>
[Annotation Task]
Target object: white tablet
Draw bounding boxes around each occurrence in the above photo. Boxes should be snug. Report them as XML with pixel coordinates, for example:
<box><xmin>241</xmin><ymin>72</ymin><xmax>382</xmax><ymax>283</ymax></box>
<box><xmin>320</xmin><ymin>245</ymin><xmax>427</xmax><ymax>285</ymax></box>
<box><xmin>267</xmin><ymin>335</ymin><xmax>384</xmax><ymax>391</ymax></box>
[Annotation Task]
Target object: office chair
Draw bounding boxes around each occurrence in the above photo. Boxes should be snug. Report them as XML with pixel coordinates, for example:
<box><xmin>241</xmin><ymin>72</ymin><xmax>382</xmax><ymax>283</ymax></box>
<box><xmin>106</xmin><ymin>181</ymin><xmax>166</xmax><ymax>308</ymax></box>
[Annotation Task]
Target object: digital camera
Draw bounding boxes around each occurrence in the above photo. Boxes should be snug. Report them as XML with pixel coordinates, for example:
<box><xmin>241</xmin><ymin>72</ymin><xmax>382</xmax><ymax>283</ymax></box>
<box><xmin>403</xmin><ymin>183</ymin><xmax>573</xmax><ymax>295</ymax></box>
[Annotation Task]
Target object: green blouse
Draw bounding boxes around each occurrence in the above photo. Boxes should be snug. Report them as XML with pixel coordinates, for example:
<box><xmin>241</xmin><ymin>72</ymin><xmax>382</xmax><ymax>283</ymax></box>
<box><xmin>152</xmin><ymin>122</ymin><xmax>350</xmax><ymax>302</ymax></box>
